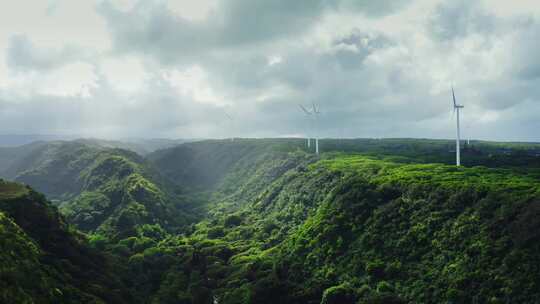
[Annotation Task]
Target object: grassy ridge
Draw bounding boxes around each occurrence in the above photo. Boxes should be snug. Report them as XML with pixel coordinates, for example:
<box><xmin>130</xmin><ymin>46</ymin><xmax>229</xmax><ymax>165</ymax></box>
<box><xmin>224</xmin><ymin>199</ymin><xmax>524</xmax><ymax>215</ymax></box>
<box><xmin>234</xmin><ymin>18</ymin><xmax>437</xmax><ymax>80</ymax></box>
<box><xmin>0</xmin><ymin>180</ymin><xmax>29</xmax><ymax>199</ymax></box>
<box><xmin>317</xmin><ymin>138</ymin><xmax>540</xmax><ymax>168</ymax></box>
<box><xmin>317</xmin><ymin>154</ymin><xmax>540</xmax><ymax>194</ymax></box>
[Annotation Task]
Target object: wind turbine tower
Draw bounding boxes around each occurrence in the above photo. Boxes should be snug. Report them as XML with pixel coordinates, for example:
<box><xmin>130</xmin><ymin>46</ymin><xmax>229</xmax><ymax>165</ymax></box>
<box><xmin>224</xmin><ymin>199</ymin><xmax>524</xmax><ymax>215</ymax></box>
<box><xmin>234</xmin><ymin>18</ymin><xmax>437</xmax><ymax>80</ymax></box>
<box><xmin>452</xmin><ymin>87</ymin><xmax>464</xmax><ymax>166</ymax></box>
<box><xmin>225</xmin><ymin>112</ymin><xmax>234</xmax><ymax>142</ymax></box>
<box><xmin>299</xmin><ymin>103</ymin><xmax>321</xmax><ymax>155</ymax></box>
<box><xmin>299</xmin><ymin>104</ymin><xmax>312</xmax><ymax>148</ymax></box>
<box><xmin>312</xmin><ymin>103</ymin><xmax>321</xmax><ymax>155</ymax></box>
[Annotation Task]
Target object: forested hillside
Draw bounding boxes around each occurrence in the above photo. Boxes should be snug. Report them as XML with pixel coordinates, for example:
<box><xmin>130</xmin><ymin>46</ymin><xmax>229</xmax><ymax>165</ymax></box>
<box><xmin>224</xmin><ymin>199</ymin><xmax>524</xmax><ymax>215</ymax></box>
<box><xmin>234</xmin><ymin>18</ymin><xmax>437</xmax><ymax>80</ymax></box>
<box><xmin>1</xmin><ymin>139</ymin><xmax>540</xmax><ymax>303</ymax></box>
<box><xmin>0</xmin><ymin>180</ymin><xmax>130</xmax><ymax>303</ymax></box>
<box><xmin>0</xmin><ymin>141</ymin><xmax>210</xmax><ymax>243</ymax></box>
<box><xmin>138</xmin><ymin>142</ymin><xmax>540</xmax><ymax>303</ymax></box>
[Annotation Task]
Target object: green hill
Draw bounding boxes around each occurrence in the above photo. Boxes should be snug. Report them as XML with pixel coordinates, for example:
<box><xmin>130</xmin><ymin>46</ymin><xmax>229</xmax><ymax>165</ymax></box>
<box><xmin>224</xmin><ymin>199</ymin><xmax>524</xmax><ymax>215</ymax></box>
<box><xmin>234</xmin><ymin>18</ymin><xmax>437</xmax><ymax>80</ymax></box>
<box><xmin>131</xmin><ymin>140</ymin><xmax>540</xmax><ymax>303</ymax></box>
<box><xmin>147</xmin><ymin>138</ymin><xmax>310</xmax><ymax>190</ymax></box>
<box><xmin>1</xmin><ymin>138</ymin><xmax>540</xmax><ymax>303</ymax></box>
<box><xmin>0</xmin><ymin>141</ymin><xmax>197</xmax><ymax>241</ymax></box>
<box><xmin>270</xmin><ymin>156</ymin><xmax>540</xmax><ymax>303</ymax></box>
<box><xmin>0</xmin><ymin>141</ymin><xmax>49</xmax><ymax>178</ymax></box>
<box><xmin>0</xmin><ymin>180</ymin><xmax>131</xmax><ymax>303</ymax></box>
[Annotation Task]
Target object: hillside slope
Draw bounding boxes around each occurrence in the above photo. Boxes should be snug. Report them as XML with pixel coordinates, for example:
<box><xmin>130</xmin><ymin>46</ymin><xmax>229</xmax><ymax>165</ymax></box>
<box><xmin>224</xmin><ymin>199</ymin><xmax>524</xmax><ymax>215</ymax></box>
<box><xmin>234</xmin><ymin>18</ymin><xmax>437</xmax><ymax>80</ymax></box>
<box><xmin>270</xmin><ymin>156</ymin><xmax>540</xmax><ymax>303</ymax></box>
<box><xmin>0</xmin><ymin>180</ymin><xmax>130</xmax><ymax>303</ymax></box>
<box><xmin>2</xmin><ymin>139</ymin><xmax>540</xmax><ymax>303</ymax></box>
<box><xmin>140</xmin><ymin>142</ymin><xmax>540</xmax><ymax>303</ymax></box>
<box><xmin>147</xmin><ymin>138</ymin><xmax>310</xmax><ymax>191</ymax></box>
<box><xmin>1</xmin><ymin>141</ymin><xmax>194</xmax><ymax>241</ymax></box>
<box><xmin>0</xmin><ymin>141</ymin><xmax>48</xmax><ymax>178</ymax></box>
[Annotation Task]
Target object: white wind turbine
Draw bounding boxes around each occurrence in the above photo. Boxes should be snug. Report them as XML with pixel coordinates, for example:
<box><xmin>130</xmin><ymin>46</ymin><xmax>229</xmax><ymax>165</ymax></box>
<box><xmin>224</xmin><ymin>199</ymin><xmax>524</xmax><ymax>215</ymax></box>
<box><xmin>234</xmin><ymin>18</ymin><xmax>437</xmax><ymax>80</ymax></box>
<box><xmin>312</xmin><ymin>102</ymin><xmax>321</xmax><ymax>155</ymax></box>
<box><xmin>299</xmin><ymin>104</ymin><xmax>312</xmax><ymax>148</ymax></box>
<box><xmin>452</xmin><ymin>87</ymin><xmax>464</xmax><ymax>166</ymax></box>
<box><xmin>299</xmin><ymin>103</ymin><xmax>321</xmax><ymax>155</ymax></box>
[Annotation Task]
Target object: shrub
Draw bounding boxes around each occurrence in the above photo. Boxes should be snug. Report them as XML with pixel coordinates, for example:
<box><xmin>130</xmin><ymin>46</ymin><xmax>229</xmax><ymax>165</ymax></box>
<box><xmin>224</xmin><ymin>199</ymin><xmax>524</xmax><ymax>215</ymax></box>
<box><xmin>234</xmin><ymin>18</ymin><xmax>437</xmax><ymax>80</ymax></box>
<box><xmin>320</xmin><ymin>283</ymin><xmax>357</xmax><ymax>304</ymax></box>
<box><xmin>224</xmin><ymin>214</ymin><xmax>243</xmax><ymax>227</ymax></box>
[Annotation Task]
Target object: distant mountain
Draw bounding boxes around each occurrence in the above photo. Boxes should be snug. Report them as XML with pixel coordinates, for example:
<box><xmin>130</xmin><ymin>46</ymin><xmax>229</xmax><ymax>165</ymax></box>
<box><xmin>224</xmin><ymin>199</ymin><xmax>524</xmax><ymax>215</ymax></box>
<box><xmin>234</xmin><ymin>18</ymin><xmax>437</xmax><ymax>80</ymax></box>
<box><xmin>74</xmin><ymin>138</ymin><xmax>200</xmax><ymax>155</ymax></box>
<box><xmin>0</xmin><ymin>134</ymin><xmax>78</xmax><ymax>146</ymax></box>
<box><xmin>0</xmin><ymin>134</ymin><xmax>199</xmax><ymax>154</ymax></box>
<box><xmin>0</xmin><ymin>141</ymin><xmax>49</xmax><ymax>178</ymax></box>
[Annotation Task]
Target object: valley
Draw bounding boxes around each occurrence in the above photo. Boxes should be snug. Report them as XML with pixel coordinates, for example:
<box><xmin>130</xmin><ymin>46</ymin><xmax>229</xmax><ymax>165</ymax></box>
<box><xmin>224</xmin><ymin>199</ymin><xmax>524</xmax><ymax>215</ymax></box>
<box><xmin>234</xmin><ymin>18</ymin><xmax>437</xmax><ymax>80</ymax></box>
<box><xmin>1</xmin><ymin>138</ymin><xmax>539</xmax><ymax>303</ymax></box>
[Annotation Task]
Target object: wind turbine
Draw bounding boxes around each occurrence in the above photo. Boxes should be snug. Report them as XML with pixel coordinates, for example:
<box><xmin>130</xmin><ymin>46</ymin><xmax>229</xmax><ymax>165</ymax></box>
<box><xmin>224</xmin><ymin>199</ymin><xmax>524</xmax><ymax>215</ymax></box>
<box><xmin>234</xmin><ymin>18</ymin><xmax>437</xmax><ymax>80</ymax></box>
<box><xmin>225</xmin><ymin>112</ymin><xmax>234</xmax><ymax>142</ymax></box>
<box><xmin>299</xmin><ymin>103</ymin><xmax>321</xmax><ymax>155</ymax></box>
<box><xmin>312</xmin><ymin>102</ymin><xmax>321</xmax><ymax>155</ymax></box>
<box><xmin>463</xmin><ymin>112</ymin><xmax>471</xmax><ymax>146</ymax></box>
<box><xmin>452</xmin><ymin>87</ymin><xmax>464</xmax><ymax>166</ymax></box>
<box><xmin>299</xmin><ymin>104</ymin><xmax>312</xmax><ymax>148</ymax></box>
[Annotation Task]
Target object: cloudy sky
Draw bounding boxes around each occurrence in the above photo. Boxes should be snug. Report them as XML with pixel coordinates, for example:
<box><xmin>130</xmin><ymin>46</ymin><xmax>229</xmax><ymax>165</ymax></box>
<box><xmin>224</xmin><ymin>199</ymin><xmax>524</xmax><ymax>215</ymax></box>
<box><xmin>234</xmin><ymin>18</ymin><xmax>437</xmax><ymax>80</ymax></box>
<box><xmin>0</xmin><ymin>0</ymin><xmax>539</xmax><ymax>141</ymax></box>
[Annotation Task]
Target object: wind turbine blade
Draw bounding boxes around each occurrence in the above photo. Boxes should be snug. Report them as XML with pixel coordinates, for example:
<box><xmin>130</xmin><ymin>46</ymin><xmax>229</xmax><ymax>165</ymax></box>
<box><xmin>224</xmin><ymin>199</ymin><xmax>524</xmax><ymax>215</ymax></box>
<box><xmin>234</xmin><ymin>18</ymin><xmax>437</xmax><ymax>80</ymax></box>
<box><xmin>312</xmin><ymin>102</ymin><xmax>320</xmax><ymax>114</ymax></box>
<box><xmin>299</xmin><ymin>104</ymin><xmax>312</xmax><ymax>115</ymax></box>
<box><xmin>452</xmin><ymin>87</ymin><xmax>457</xmax><ymax>107</ymax></box>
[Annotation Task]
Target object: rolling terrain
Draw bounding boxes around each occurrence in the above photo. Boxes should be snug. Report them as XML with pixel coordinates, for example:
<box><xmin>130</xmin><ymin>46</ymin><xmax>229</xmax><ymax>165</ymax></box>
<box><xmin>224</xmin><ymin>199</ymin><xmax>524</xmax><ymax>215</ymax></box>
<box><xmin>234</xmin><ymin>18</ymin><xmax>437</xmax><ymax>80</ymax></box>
<box><xmin>0</xmin><ymin>138</ymin><xmax>539</xmax><ymax>303</ymax></box>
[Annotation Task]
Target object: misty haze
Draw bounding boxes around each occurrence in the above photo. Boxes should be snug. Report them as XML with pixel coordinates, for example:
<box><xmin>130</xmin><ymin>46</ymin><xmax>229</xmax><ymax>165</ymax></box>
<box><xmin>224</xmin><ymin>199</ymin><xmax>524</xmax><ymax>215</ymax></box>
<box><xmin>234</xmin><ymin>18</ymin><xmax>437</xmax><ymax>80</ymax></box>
<box><xmin>1</xmin><ymin>1</ymin><xmax>540</xmax><ymax>304</ymax></box>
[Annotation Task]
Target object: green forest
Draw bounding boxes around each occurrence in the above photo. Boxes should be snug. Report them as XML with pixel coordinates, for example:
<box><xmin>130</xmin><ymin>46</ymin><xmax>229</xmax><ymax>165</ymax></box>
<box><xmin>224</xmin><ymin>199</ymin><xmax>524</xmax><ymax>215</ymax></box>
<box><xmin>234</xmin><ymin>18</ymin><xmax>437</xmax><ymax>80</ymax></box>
<box><xmin>1</xmin><ymin>138</ymin><xmax>539</xmax><ymax>303</ymax></box>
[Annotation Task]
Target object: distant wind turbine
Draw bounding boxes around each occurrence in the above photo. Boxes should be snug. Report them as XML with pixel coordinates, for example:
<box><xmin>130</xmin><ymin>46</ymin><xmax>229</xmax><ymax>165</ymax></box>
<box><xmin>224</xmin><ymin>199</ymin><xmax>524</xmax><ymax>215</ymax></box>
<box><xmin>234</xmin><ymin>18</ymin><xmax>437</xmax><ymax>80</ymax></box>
<box><xmin>225</xmin><ymin>112</ymin><xmax>235</xmax><ymax>142</ymax></box>
<box><xmin>299</xmin><ymin>104</ymin><xmax>312</xmax><ymax>148</ymax></box>
<box><xmin>299</xmin><ymin>103</ymin><xmax>321</xmax><ymax>155</ymax></box>
<box><xmin>452</xmin><ymin>87</ymin><xmax>464</xmax><ymax>166</ymax></box>
<box><xmin>312</xmin><ymin>102</ymin><xmax>321</xmax><ymax>155</ymax></box>
<box><xmin>463</xmin><ymin>112</ymin><xmax>471</xmax><ymax>146</ymax></box>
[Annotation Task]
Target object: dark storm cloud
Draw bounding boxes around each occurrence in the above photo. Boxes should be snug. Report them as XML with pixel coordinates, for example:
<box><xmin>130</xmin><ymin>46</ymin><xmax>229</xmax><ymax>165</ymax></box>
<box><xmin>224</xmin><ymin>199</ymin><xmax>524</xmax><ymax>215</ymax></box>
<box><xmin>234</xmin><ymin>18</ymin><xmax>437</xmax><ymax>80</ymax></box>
<box><xmin>201</xmin><ymin>28</ymin><xmax>395</xmax><ymax>98</ymax></box>
<box><xmin>216</xmin><ymin>0</ymin><xmax>408</xmax><ymax>43</ymax></box>
<box><xmin>330</xmin><ymin>30</ymin><xmax>393</xmax><ymax>69</ymax></box>
<box><xmin>96</xmin><ymin>1</ymin><xmax>205</xmax><ymax>64</ymax></box>
<box><xmin>96</xmin><ymin>0</ymin><xmax>411</xmax><ymax>64</ymax></box>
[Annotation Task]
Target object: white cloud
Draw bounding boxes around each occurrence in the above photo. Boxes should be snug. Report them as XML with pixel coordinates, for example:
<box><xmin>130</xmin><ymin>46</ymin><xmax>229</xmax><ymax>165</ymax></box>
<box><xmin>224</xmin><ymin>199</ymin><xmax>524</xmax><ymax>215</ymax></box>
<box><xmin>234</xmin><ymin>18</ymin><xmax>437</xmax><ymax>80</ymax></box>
<box><xmin>1</xmin><ymin>62</ymin><xmax>97</xmax><ymax>98</ymax></box>
<box><xmin>482</xmin><ymin>0</ymin><xmax>540</xmax><ymax>18</ymax></box>
<box><xmin>99</xmin><ymin>55</ymin><xmax>148</xmax><ymax>93</ymax></box>
<box><xmin>0</xmin><ymin>0</ymin><xmax>110</xmax><ymax>50</ymax></box>
<box><xmin>0</xmin><ymin>0</ymin><xmax>539</xmax><ymax>141</ymax></box>
<box><xmin>267</xmin><ymin>55</ymin><xmax>283</xmax><ymax>66</ymax></box>
<box><xmin>41</xmin><ymin>62</ymin><xmax>97</xmax><ymax>97</ymax></box>
<box><xmin>168</xmin><ymin>0</ymin><xmax>218</xmax><ymax>21</ymax></box>
<box><xmin>164</xmin><ymin>66</ymin><xmax>227</xmax><ymax>105</ymax></box>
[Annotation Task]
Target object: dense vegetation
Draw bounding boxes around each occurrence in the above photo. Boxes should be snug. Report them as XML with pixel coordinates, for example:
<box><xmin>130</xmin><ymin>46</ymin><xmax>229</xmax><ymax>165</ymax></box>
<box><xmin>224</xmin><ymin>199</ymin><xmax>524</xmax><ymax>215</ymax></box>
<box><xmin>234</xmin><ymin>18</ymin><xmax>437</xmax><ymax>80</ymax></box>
<box><xmin>0</xmin><ymin>180</ymin><xmax>130</xmax><ymax>303</ymax></box>
<box><xmin>1</xmin><ymin>138</ymin><xmax>539</xmax><ymax>303</ymax></box>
